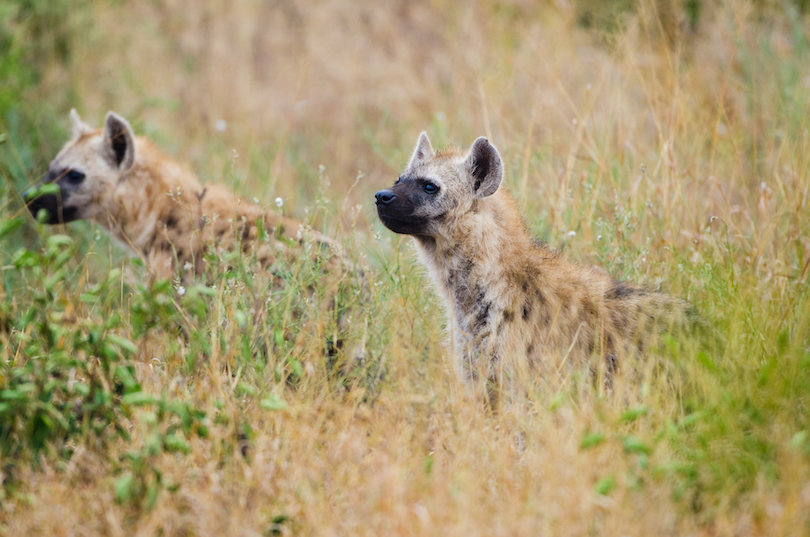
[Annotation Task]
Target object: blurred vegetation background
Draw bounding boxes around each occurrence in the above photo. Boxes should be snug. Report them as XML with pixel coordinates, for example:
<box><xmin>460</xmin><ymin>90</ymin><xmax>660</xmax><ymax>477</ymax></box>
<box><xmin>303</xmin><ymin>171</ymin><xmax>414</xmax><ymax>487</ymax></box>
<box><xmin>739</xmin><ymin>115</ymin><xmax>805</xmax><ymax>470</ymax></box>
<box><xmin>2</xmin><ymin>0</ymin><xmax>810</xmax><ymax>535</ymax></box>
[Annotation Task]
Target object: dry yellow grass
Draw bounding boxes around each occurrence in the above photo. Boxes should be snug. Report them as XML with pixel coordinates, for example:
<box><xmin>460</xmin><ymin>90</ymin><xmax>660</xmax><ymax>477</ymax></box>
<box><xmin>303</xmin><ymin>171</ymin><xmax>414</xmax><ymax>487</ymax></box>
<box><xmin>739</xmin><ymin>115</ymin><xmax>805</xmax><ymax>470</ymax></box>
<box><xmin>2</xmin><ymin>0</ymin><xmax>810</xmax><ymax>535</ymax></box>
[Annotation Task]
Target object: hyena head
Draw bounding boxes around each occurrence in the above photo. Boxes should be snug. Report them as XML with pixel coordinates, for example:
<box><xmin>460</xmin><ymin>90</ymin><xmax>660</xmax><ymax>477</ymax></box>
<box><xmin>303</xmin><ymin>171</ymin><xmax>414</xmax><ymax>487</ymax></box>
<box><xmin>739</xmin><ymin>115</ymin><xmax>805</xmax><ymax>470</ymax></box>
<box><xmin>24</xmin><ymin>109</ymin><xmax>136</xmax><ymax>225</ymax></box>
<box><xmin>375</xmin><ymin>132</ymin><xmax>503</xmax><ymax>239</ymax></box>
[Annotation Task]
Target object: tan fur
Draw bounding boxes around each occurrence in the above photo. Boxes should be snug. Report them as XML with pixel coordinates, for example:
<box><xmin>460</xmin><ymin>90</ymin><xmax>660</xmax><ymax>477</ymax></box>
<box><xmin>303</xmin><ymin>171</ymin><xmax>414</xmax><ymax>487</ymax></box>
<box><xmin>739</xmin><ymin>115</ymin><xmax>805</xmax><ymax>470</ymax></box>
<box><xmin>377</xmin><ymin>133</ymin><xmax>693</xmax><ymax>401</ymax></box>
<box><xmin>30</xmin><ymin>110</ymin><xmax>339</xmax><ymax>280</ymax></box>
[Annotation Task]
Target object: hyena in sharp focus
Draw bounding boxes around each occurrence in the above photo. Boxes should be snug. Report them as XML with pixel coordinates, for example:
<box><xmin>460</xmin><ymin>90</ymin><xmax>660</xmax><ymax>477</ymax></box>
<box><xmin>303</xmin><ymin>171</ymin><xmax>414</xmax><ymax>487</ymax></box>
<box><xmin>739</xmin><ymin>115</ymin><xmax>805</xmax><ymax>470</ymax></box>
<box><xmin>25</xmin><ymin>109</ymin><xmax>342</xmax><ymax>280</ymax></box>
<box><xmin>375</xmin><ymin>132</ymin><xmax>696</xmax><ymax>402</ymax></box>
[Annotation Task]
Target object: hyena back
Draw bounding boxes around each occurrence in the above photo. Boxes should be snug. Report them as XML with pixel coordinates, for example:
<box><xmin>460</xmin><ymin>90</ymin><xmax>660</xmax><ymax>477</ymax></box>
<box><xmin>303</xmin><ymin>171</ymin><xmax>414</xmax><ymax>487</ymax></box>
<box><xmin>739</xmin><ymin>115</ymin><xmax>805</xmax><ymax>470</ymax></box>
<box><xmin>375</xmin><ymin>133</ymin><xmax>694</xmax><ymax>399</ymax></box>
<box><xmin>24</xmin><ymin>110</ymin><xmax>339</xmax><ymax>280</ymax></box>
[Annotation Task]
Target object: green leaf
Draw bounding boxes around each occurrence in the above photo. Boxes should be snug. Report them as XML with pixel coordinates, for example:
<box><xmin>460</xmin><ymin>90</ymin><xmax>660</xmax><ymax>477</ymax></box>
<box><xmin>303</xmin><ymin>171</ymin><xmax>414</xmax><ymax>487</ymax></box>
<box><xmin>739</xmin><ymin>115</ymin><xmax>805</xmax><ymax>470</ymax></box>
<box><xmin>789</xmin><ymin>431</ymin><xmax>808</xmax><ymax>451</ymax></box>
<box><xmin>145</xmin><ymin>482</ymin><xmax>161</xmax><ymax>510</ymax></box>
<box><xmin>163</xmin><ymin>433</ymin><xmax>191</xmax><ymax>454</ymax></box>
<box><xmin>580</xmin><ymin>431</ymin><xmax>605</xmax><ymax>450</ymax></box>
<box><xmin>621</xmin><ymin>436</ymin><xmax>651</xmax><ymax>455</ymax></box>
<box><xmin>594</xmin><ymin>475</ymin><xmax>616</xmax><ymax>496</ymax></box>
<box><xmin>260</xmin><ymin>393</ymin><xmax>288</xmax><ymax>411</ymax></box>
<box><xmin>121</xmin><ymin>392</ymin><xmax>160</xmax><ymax>406</ymax></box>
<box><xmin>106</xmin><ymin>334</ymin><xmax>138</xmax><ymax>354</ymax></box>
<box><xmin>0</xmin><ymin>217</ymin><xmax>23</xmax><ymax>239</ymax></box>
<box><xmin>114</xmin><ymin>472</ymin><xmax>134</xmax><ymax>503</ymax></box>
<box><xmin>697</xmin><ymin>351</ymin><xmax>717</xmax><ymax>372</ymax></box>
<box><xmin>0</xmin><ymin>389</ymin><xmax>26</xmax><ymax>400</ymax></box>
<box><xmin>79</xmin><ymin>293</ymin><xmax>99</xmax><ymax>303</ymax></box>
<box><xmin>46</xmin><ymin>234</ymin><xmax>75</xmax><ymax>249</ymax></box>
<box><xmin>620</xmin><ymin>405</ymin><xmax>648</xmax><ymax>423</ymax></box>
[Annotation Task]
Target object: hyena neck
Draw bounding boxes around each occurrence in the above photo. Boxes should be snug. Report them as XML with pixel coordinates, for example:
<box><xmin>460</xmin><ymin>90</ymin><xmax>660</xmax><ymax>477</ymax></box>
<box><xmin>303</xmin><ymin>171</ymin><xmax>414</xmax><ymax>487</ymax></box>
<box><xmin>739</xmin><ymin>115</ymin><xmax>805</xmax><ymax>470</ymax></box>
<box><xmin>108</xmin><ymin>140</ymin><xmax>203</xmax><ymax>253</ymax></box>
<box><xmin>416</xmin><ymin>191</ymin><xmax>538</xmax><ymax>335</ymax></box>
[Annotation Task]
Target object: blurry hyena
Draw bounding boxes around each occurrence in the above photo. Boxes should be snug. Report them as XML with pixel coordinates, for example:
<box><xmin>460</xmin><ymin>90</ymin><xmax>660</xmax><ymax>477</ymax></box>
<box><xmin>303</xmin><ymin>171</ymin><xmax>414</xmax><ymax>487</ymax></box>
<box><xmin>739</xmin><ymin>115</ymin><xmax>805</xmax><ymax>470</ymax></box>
<box><xmin>24</xmin><ymin>110</ymin><xmax>365</xmax><ymax>365</ymax></box>
<box><xmin>375</xmin><ymin>132</ymin><xmax>699</xmax><ymax>403</ymax></box>
<box><xmin>25</xmin><ymin>110</ymin><xmax>342</xmax><ymax>280</ymax></box>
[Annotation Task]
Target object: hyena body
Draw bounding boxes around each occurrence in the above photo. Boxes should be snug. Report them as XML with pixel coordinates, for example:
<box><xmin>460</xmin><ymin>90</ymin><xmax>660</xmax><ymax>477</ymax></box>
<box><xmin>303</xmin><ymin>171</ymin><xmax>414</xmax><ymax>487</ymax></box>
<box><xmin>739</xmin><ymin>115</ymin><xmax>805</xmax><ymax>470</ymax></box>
<box><xmin>376</xmin><ymin>133</ymin><xmax>691</xmax><ymax>398</ymax></box>
<box><xmin>25</xmin><ymin>110</ymin><xmax>338</xmax><ymax>280</ymax></box>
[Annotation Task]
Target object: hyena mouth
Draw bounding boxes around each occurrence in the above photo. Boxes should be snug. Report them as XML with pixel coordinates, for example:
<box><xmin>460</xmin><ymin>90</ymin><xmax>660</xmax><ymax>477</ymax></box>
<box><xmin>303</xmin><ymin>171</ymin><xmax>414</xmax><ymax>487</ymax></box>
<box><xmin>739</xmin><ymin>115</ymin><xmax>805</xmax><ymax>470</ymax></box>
<box><xmin>25</xmin><ymin>194</ymin><xmax>80</xmax><ymax>224</ymax></box>
<box><xmin>376</xmin><ymin>210</ymin><xmax>431</xmax><ymax>236</ymax></box>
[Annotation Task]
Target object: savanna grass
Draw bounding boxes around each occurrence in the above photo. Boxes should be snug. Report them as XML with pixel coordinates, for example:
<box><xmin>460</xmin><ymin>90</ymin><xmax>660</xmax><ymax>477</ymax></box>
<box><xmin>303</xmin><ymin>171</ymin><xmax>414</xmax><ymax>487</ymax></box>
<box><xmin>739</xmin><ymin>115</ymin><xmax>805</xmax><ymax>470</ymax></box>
<box><xmin>1</xmin><ymin>0</ymin><xmax>810</xmax><ymax>535</ymax></box>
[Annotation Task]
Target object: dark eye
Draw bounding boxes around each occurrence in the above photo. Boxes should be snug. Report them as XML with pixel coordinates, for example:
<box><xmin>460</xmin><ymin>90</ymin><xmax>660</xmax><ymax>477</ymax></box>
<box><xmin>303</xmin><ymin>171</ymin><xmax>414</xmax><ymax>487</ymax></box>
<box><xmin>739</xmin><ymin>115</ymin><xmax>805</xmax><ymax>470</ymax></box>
<box><xmin>424</xmin><ymin>183</ymin><xmax>438</xmax><ymax>194</ymax></box>
<box><xmin>66</xmin><ymin>170</ymin><xmax>85</xmax><ymax>184</ymax></box>
<box><xmin>394</xmin><ymin>177</ymin><xmax>402</xmax><ymax>185</ymax></box>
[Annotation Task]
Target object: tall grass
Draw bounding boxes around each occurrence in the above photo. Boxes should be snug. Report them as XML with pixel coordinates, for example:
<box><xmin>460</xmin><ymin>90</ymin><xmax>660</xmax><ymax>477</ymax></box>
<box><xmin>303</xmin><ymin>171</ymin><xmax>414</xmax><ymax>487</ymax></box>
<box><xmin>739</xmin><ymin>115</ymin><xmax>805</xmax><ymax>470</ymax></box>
<box><xmin>1</xmin><ymin>0</ymin><xmax>810</xmax><ymax>534</ymax></box>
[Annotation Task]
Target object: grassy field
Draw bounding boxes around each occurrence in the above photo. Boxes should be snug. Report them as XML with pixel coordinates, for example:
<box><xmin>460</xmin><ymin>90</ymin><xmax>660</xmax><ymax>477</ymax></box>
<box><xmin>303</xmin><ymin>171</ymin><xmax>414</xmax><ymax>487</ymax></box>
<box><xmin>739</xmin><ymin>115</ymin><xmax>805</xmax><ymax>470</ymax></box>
<box><xmin>2</xmin><ymin>0</ymin><xmax>810</xmax><ymax>534</ymax></box>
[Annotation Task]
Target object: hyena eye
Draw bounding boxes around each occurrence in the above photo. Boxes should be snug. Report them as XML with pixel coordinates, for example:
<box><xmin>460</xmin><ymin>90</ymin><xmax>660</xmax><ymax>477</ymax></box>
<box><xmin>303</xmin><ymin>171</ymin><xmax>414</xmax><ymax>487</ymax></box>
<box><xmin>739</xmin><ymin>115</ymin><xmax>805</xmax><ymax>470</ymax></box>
<box><xmin>394</xmin><ymin>177</ymin><xmax>402</xmax><ymax>185</ymax></box>
<box><xmin>66</xmin><ymin>170</ymin><xmax>85</xmax><ymax>184</ymax></box>
<box><xmin>424</xmin><ymin>182</ymin><xmax>439</xmax><ymax>194</ymax></box>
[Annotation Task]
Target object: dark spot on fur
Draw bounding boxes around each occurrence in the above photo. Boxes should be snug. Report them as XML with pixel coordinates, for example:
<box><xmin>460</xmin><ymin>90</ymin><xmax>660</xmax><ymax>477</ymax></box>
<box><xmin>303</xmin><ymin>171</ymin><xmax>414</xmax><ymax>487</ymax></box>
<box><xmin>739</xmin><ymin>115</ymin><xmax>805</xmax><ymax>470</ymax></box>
<box><xmin>583</xmin><ymin>297</ymin><xmax>597</xmax><ymax>318</ymax></box>
<box><xmin>536</xmin><ymin>289</ymin><xmax>545</xmax><ymax>303</ymax></box>
<box><xmin>476</xmin><ymin>301</ymin><xmax>491</xmax><ymax>327</ymax></box>
<box><xmin>522</xmin><ymin>301</ymin><xmax>532</xmax><ymax>321</ymax></box>
<box><xmin>605</xmin><ymin>352</ymin><xmax>618</xmax><ymax>375</ymax></box>
<box><xmin>611</xmin><ymin>310</ymin><xmax>628</xmax><ymax>332</ymax></box>
<box><xmin>526</xmin><ymin>342</ymin><xmax>534</xmax><ymax>355</ymax></box>
<box><xmin>521</xmin><ymin>281</ymin><xmax>529</xmax><ymax>293</ymax></box>
<box><xmin>503</xmin><ymin>309</ymin><xmax>514</xmax><ymax>323</ymax></box>
<box><xmin>176</xmin><ymin>248</ymin><xmax>185</xmax><ymax>259</ymax></box>
<box><xmin>242</xmin><ymin>226</ymin><xmax>251</xmax><ymax>243</ymax></box>
<box><xmin>159</xmin><ymin>241</ymin><xmax>173</xmax><ymax>252</ymax></box>
<box><xmin>216</xmin><ymin>227</ymin><xmax>226</xmax><ymax>238</ymax></box>
<box><xmin>607</xmin><ymin>280</ymin><xmax>639</xmax><ymax>300</ymax></box>
<box><xmin>166</xmin><ymin>215</ymin><xmax>178</xmax><ymax>228</ymax></box>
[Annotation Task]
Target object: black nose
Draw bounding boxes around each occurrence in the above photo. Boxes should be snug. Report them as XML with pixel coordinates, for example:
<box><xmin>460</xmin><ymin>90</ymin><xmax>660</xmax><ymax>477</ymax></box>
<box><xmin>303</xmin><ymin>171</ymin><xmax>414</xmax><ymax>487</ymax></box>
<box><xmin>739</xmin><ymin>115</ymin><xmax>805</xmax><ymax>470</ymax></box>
<box><xmin>375</xmin><ymin>189</ymin><xmax>396</xmax><ymax>205</ymax></box>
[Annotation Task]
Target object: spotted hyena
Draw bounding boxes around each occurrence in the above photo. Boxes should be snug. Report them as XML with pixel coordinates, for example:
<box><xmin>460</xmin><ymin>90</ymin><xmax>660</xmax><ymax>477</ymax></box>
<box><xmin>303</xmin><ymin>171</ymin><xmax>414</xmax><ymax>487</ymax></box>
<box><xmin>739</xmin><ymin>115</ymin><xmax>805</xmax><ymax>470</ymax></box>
<box><xmin>375</xmin><ymin>132</ymin><xmax>694</xmax><ymax>401</ymax></box>
<box><xmin>23</xmin><ymin>110</ymin><xmax>364</xmax><ymax>361</ymax></box>
<box><xmin>24</xmin><ymin>110</ymin><xmax>342</xmax><ymax>280</ymax></box>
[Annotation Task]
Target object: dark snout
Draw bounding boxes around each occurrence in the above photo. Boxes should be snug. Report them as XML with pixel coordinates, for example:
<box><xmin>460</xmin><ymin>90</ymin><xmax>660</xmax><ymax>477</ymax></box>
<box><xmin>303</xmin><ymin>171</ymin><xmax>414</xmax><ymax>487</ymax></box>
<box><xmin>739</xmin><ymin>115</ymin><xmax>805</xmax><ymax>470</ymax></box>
<box><xmin>375</xmin><ymin>183</ymin><xmax>432</xmax><ymax>236</ymax></box>
<box><xmin>375</xmin><ymin>189</ymin><xmax>396</xmax><ymax>205</ymax></box>
<box><xmin>22</xmin><ymin>179</ymin><xmax>78</xmax><ymax>224</ymax></box>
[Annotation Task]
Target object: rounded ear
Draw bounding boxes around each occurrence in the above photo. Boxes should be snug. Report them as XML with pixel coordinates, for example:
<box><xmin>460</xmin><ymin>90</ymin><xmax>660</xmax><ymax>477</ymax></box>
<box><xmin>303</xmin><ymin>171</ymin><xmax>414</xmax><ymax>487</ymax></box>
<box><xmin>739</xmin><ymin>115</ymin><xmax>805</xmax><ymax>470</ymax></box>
<box><xmin>407</xmin><ymin>131</ymin><xmax>435</xmax><ymax>169</ymax></box>
<box><xmin>464</xmin><ymin>137</ymin><xmax>503</xmax><ymax>198</ymax></box>
<box><xmin>69</xmin><ymin>108</ymin><xmax>93</xmax><ymax>138</ymax></box>
<box><xmin>102</xmin><ymin>112</ymin><xmax>136</xmax><ymax>171</ymax></box>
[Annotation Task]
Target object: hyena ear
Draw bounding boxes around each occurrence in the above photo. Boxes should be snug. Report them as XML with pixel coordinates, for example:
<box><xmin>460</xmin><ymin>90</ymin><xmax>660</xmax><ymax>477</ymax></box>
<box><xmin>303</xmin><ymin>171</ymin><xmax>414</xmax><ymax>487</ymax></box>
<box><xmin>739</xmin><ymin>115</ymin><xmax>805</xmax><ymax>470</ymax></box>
<box><xmin>406</xmin><ymin>131</ymin><xmax>435</xmax><ymax>169</ymax></box>
<box><xmin>69</xmin><ymin>108</ymin><xmax>93</xmax><ymax>138</ymax></box>
<box><xmin>102</xmin><ymin>112</ymin><xmax>136</xmax><ymax>171</ymax></box>
<box><xmin>465</xmin><ymin>137</ymin><xmax>503</xmax><ymax>198</ymax></box>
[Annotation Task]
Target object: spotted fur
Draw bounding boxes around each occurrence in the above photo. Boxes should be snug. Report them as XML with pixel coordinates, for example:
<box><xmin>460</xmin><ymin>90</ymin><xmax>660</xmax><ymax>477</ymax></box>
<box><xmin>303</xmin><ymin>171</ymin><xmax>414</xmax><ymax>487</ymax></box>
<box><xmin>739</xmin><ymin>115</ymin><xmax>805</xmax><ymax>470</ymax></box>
<box><xmin>376</xmin><ymin>133</ymin><xmax>693</xmax><ymax>401</ymax></box>
<box><xmin>24</xmin><ymin>110</ymin><xmax>341</xmax><ymax>280</ymax></box>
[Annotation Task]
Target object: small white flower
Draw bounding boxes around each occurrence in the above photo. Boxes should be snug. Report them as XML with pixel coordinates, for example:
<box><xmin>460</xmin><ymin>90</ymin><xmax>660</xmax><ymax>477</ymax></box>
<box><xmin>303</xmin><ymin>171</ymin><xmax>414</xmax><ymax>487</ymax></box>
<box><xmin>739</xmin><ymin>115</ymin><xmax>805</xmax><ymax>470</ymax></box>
<box><xmin>215</xmin><ymin>119</ymin><xmax>227</xmax><ymax>132</ymax></box>
<box><xmin>567</xmin><ymin>230</ymin><xmax>577</xmax><ymax>238</ymax></box>
<box><xmin>597</xmin><ymin>234</ymin><xmax>602</xmax><ymax>241</ymax></box>
<box><xmin>183</xmin><ymin>261</ymin><xmax>192</xmax><ymax>271</ymax></box>
<box><xmin>275</xmin><ymin>197</ymin><xmax>284</xmax><ymax>208</ymax></box>
<box><xmin>253</xmin><ymin>197</ymin><xmax>259</xmax><ymax>203</ymax></box>
<box><xmin>178</xmin><ymin>286</ymin><xmax>186</xmax><ymax>296</ymax></box>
